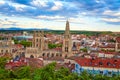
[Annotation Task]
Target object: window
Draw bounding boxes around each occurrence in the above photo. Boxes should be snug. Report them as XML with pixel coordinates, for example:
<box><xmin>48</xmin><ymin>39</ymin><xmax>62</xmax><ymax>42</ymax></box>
<box><xmin>99</xmin><ymin>62</ymin><xmax>103</xmax><ymax>66</ymax></box>
<box><xmin>30</xmin><ymin>55</ymin><xmax>34</xmax><ymax>58</ymax></box>
<box><xmin>100</xmin><ymin>71</ymin><xmax>103</xmax><ymax>74</ymax></box>
<box><xmin>20</xmin><ymin>53</ymin><xmax>25</xmax><ymax>57</ymax></box>
<box><xmin>51</xmin><ymin>53</ymin><xmax>54</xmax><ymax>57</ymax></box>
<box><xmin>1</xmin><ymin>50</ymin><xmax>3</xmax><ymax>53</ymax></box>
<box><xmin>114</xmin><ymin>60</ymin><xmax>117</xmax><ymax>63</ymax></box>
<box><xmin>47</xmin><ymin>53</ymin><xmax>50</xmax><ymax>57</ymax></box>
<box><xmin>107</xmin><ymin>62</ymin><xmax>111</xmax><ymax>66</ymax></box>
<box><xmin>36</xmin><ymin>44</ymin><xmax>38</xmax><ymax>47</ymax></box>
<box><xmin>6</xmin><ymin>50</ymin><xmax>8</xmax><ymax>53</ymax></box>
<box><xmin>36</xmin><ymin>39</ymin><xmax>38</xmax><ymax>42</ymax></box>
<box><xmin>60</xmin><ymin>54</ymin><xmax>62</xmax><ymax>57</ymax></box>
<box><xmin>56</xmin><ymin>54</ymin><xmax>58</xmax><ymax>57</ymax></box>
<box><xmin>108</xmin><ymin>71</ymin><xmax>111</xmax><ymax>75</ymax></box>
<box><xmin>65</xmin><ymin>47</ymin><xmax>68</xmax><ymax>52</ymax></box>
<box><xmin>42</xmin><ymin>53</ymin><xmax>45</xmax><ymax>57</ymax></box>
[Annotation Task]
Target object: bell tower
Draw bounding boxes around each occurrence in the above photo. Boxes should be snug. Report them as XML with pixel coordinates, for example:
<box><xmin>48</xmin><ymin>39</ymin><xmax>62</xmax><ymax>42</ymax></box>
<box><xmin>32</xmin><ymin>31</ymin><xmax>44</xmax><ymax>51</ymax></box>
<box><xmin>62</xmin><ymin>20</ymin><xmax>72</xmax><ymax>54</ymax></box>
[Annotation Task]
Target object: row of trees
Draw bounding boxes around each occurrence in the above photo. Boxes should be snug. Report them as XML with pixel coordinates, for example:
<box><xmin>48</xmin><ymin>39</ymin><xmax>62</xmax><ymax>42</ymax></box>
<box><xmin>14</xmin><ymin>39</ymin><xmax>32</xmax><ymax>47</ymax></box>
<box><xmin>48</xmin><ymin>43</ymin><xmax>62</xmax><ymax>49</ymax></box>
<box><xmin>13</xmin><ymin>39</ymin><xmax>63</xmax><ymax>48</ymax></box>
<box><xmin>0</xmin><ymin>57</ymin><xmax>120</xmax><ymax>80</ymax></box>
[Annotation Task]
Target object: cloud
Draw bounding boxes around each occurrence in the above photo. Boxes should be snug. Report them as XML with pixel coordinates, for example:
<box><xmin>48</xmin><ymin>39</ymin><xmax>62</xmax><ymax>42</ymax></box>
<box><xmin>103</xmin><ymin>10</ymin><xmax>120</xmax><ymax>17</ymax></box>
<box><xmin>37</xmin><ymin>15</ymin><xmax>65</xmax><ymax>20</ymax></box>
<box><xmin>30</xmin><ymin>0</ymin><xmax>48</xmax><ymax>8</ymax></box>
<box><xmin>0</xmin><ymin>18</ymin><xmax>19</xmax><ymax>27</ymax></box>
<box><xmin>0</xmin><ymin>0</ymin><xmax>120</xmax><ymax>25</ymax></box>
<box><xmin>51</xmin><ymin>1</ymin><xmax>63</xmax><ymax>11</ymax></box>
<box><xmin>102</xmin><ymin>18</ymin><xmax>120</xmax><ymax>23</ymax></box>
<box><xmin>0</xmin><ymin>0</ymin><xmax>5</xmax><ymax>5</ymax></box>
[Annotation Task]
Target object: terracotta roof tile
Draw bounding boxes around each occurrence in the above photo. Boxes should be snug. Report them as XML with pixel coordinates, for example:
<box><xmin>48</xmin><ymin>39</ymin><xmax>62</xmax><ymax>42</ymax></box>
<box><xmin>75</xmin><ymin>58</ymin><xmax>120</xmax><ymax>68</ymax></box>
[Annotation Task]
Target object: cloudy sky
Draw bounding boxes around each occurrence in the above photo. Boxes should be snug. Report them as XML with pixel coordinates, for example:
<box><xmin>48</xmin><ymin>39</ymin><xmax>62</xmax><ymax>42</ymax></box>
<box><xmin>0</xmin><ymin>0</ymin><xmax>120</xmax><ymax>32</ymax></box>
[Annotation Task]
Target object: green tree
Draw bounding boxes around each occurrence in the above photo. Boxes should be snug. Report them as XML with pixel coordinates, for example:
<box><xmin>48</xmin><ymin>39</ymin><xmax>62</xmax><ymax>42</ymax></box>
<box><xmin>33</xmin><ymin>62</ymin><xmax>56</xmax><ymax>80</ymax></box>
<box><xmin>80</xmin><ymin>48</ymin><xmax>88</xmax><ymax>52</ymax></box>
<box><xmin>48</xmin><ymin>44</ymin><xmax>57</xmax><ymax>49</ymax></box>
<box><xmin>14</xmin><ymin>66</ymin><xmax>31</xmax><ymax>79</ymax></box>
<box><xmin>0</xmin><ymin>68</ymin><xmax>9</xmax><ymax>79</ymax></box>
<box><xmin>0</xmin><ymin>57</ymin><xmax>8</xmax><ymax>69</ymax></box>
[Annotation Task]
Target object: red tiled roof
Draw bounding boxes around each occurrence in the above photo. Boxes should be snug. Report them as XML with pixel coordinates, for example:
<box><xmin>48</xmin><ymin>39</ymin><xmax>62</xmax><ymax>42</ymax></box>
<box><xmin>5</xmin><ymin>60</ymin><xmax>27</xmax><ymax>69</ymax></box>
<box><xmin>26</xmin><ymin>58</ymin><xmax>43</xmax><ymax>68</ymax></box>
<box><xmin>56</xmin><ymin>63</ymin><xmax>75</xmax><ymax>72</ymax></box>
<box><xmin>99</xmin><ymin>51</ymin><xmax>117</xmax><ymax>54</ymax></box>
<box><xmin>100</xmin><ymin>44</ymin><xmax>115</xmax><ymax>48</ymax></box>
<box><xmin>53</xmin><ymin>47</ymin><xmax>62</xmax><ymax>51</ymax></box>
<box><xmin>75</xmin><ymin>58</ymin><xmax>120</xmax><ymax>69</ymax></box>
<box><xmin>116</xmin><ymin>37</ymin><xmax>120</xmax><ymax>43</ymax></box>
<box><xmin>43</xmin><ymin>56</ymin><xmax>64</xmax><ymax>61</ymax></box>
<box><xmin>13</xmin><ymin>44</ymin><xmax>23</xmax><ymax>48</ymax></box>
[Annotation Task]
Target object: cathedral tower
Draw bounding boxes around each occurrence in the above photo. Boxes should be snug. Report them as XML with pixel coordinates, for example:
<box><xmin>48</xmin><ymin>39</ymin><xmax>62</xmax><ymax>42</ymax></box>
<box><xmin>32</xmin><ymin>31</ymin><xmax>45</xmax><ymax>51</ymax></box>
<box><xmin>62</xmin><ymin>20</ymin><xmax>72</xmax><ymax>54</ymax></box>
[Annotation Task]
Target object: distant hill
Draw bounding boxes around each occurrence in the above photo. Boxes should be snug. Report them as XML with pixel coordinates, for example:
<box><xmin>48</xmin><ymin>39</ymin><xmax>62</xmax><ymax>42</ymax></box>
<box><xmin>0</xmin><ymin>27</ymin><xmax>52</xmax><ymax>31</ymax></box>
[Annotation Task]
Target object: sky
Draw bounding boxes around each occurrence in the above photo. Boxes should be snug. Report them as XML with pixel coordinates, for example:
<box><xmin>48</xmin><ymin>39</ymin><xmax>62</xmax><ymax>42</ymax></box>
<box><xmin>0</xmin><ymin>0</ymin><xmax>120</xmax><ymax>32</ymax></box>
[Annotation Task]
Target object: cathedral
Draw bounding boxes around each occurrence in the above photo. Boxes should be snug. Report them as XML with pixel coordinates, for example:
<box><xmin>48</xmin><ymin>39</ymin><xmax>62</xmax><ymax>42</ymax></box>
<box><xmin>25</xmin><ymin>20</ymin><xmax>74</xmax><ymax>58</ymax></box>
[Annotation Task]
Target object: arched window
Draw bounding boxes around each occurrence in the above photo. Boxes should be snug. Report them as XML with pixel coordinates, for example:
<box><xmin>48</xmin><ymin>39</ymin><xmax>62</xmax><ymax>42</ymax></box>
<box><xmin>21</xmin><ymin>53</ymin><xmax>25</xmax><ymax>57</ymax></box>
<box><xmin>47</xmin><ymin>53</ymin><xmax>50</xmax><ymax>57</ymax></box>
<box><xmin>42</xmin><ymin>53</ymin><xmax>45</xmax><ymax>57</ymax></box>
<box><xmin>1</xmin><ymin>50</ymin><xmax>3</xmax><ymax>53</ymax></box>
<box><xmin>51</xmin><ymin>53</ymin><xmax>54</xmax><ymax>57</ymax></box>
<box><xmin>30</xmin><ymin>55</ymin><xmax>34</xmax><ymax>58</ymax></box>
<box><xmin>36</xmin><ymin>39</ymin><xmax>38</xmax><ymax>42</ymax></box>
<box><xmin>60</xmin><ymin>54</ymin><xmax>62</xmax><ymax>57</ymax></box>
<box><xmin>6</xmin><ymin>50</ymin><xmax>8</xmax><ymax>53</ymax></box>
<box><xmin>56</xmin><ymin>54</ymin><xmax>58</xmax><ymax>57</ymax></box>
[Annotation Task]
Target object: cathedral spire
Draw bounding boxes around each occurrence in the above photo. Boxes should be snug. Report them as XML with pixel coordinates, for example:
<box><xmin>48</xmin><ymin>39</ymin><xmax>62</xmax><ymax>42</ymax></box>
<box><xmin>65</xmin><ymin>20</ymin><xmax>70</xmax><ymax>35</ymax></box>
<box><xmin>62</xmin><ymin>20</ymin><xmax>72</xmax><ymax>56</ymax></box>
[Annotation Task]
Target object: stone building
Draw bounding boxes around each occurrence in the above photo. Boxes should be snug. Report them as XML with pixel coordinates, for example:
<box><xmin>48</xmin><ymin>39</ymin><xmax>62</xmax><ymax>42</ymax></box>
<box><xmin>0</xmin><ymin>36</ymin><xmax>13</xmax><ymax>56</ymax></box>
<box><xmin>25</xmin><ymin>31</ymin><xmax>48</xmax><ymax>58</ymax></box>
<box><xmin>115</xmin><ymin>37</ymin><xmax>120</xmax><ymax>52</ymax></box>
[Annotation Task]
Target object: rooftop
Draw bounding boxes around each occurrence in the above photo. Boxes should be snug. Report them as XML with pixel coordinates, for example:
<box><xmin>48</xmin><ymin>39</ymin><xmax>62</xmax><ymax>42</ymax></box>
<box><xmin>75</xmin><ymin>58</ymin><xmax>120</xmax><ymax>69</ymax></box>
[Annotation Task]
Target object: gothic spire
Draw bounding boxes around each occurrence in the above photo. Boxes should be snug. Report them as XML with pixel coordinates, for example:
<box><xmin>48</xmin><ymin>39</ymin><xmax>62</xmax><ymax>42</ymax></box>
<box><xmin>65</xmin><ymin>20</ymin><xmax>70</xmax><ymax>35</ymax></box>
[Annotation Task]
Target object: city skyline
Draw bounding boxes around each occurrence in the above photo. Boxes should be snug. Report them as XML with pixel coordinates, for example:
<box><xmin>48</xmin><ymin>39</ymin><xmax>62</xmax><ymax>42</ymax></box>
<box><xmin>0</xmin><ymin>0</ymin><xmax>120</xmax><ymax>32</ymax></box>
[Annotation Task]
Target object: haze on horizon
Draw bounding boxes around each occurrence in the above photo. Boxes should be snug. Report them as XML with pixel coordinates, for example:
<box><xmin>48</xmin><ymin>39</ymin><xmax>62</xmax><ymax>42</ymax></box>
<box><xmin>0</xmin><ymin>0</ymin><xmax>120</xmax><ymax>32</ymax></box>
